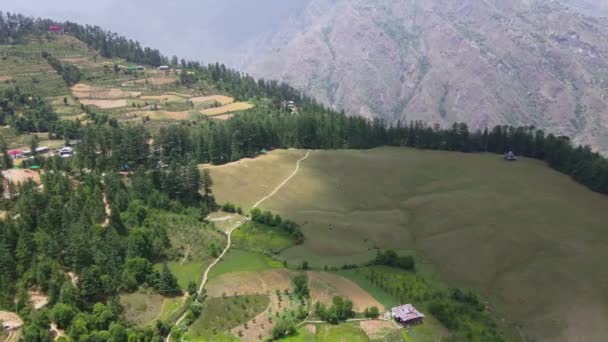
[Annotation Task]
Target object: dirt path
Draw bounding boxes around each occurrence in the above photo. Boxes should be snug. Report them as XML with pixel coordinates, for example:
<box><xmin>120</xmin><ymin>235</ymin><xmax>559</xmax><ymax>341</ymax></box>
<box><xmin>180</xmin><ymin>245</ymin><xmax>191</xmax><ymax>265</ymax></box>
<box><xmin>167</xmin><ymin>151</ymin><xmax>310</xmax><ymax>341</ymax></box>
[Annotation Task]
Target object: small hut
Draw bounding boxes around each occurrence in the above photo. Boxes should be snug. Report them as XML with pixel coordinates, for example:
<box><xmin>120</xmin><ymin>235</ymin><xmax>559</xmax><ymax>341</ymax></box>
<box><xmin>7</xmin><ymin>149</ymin><xmax>23</xmax><ymax>159</ymax></box>
<box><xmin>504</xmin><ymin>151</ymin><xmax>517</xmax><ymax>161</ymax></box>
<box><xmin>391</xmin><ymin>304</ymin><xmax>425</xmax><ymax>326</ymax></box>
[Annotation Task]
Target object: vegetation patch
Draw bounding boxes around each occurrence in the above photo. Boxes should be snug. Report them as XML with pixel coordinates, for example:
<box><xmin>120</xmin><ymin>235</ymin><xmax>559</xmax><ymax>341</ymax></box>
<box><xmin>316</xmin><ymin>323</ymin><xmax>369</xmax><ymax>342</ymax></box>
<box><xmin>233</xmin><ymin>221</ymin><xmax>297</xmax><ymax>254</ymax></box>
<box><xmin>120</xmin><ymin>289</ymin><xmax>166</xmax><ymax>327</ymax></box>
<box><xmin>209</xmin><ymin>250</ymin><xmax>283</xmax><ymax>280</ymax></box>
<box><xmin>188</xmin><ymin>295</ymin><xmax>270</xmax><ymax>340</ymax></box>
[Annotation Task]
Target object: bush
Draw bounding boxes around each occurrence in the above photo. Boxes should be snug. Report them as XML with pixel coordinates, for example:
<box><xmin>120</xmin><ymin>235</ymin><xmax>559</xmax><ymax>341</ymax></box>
<box><xmin>373</xmin><ymin>250</ymin><xmax>415</xmax><ymax>271</ymax></box>
<box><xmin>364</xmin><ymin>306</ymin><xmax>379</xmax><ymax>318</ymax></box>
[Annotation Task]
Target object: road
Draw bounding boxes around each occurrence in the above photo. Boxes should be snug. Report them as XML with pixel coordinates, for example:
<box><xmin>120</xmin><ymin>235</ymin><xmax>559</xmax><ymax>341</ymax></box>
<box><xmin>167</xmin><ymin>151</ymin><xmax>310</xmax><ymax>341</ymax></box>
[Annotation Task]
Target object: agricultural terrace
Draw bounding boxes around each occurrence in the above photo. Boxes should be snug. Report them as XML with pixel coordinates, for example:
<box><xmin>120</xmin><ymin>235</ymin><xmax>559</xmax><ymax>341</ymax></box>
<box><xmin>0</xmin><ymin>34</ymin><xmax>255</xmax><ymax>135</ymax></box>
<box><xmin>209</xmin><ymin>147</ymin><xmax>608</xmax><ymax>341</ymax></box>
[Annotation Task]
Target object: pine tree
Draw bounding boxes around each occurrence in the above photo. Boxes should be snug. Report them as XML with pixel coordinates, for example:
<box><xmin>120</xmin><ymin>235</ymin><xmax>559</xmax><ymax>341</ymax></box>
<box><xmin>158</xmin><ymin>263</ymin><xmax>181</xmax><ymax>296</ymax></box>
<box><xmin>201</xmin><ymin>169</ymin><xmax>213</xmax><ymax>199</ymax></box>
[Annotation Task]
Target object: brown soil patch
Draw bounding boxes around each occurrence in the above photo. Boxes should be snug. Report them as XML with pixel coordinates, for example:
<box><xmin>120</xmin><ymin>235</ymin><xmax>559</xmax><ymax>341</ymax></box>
<box><xmin>359</xmin><ymin>320</ymin><xmax>398</xmax><ymax>340</ymax></box>
<box><xmin>127</xmin><ymin>110</ymin><xmax>193</xmax><ymax>121</ymax></box>
<box><xmin>59</xmin><ymin>57</ymin><xmax>89</xmax><ymax>64</ymax></box>
<box><xmin>0</xmin><ymin>76</ymin><xmax>12</xmax><ymax>82</ymax></box>
<box><xmin>79</xmin><ymin>99</ymin><xmax>127</xmax><ymax>109</ymax></box>
<box><xmin>191</xmin><ymin>95</ymin><xmax>234</xmax><ymax>106</ymax></box>
<box><xmin>28</xmin><ymin>290</ymin><xmax>49</xmax><ymax>309</ymax></box>
<box><xmin>230</xmin><ymin>291</ymin><xmax>300</xmax><ymax>341</ymax></box>
<box><xmin>307</xmin><ymin>271</ymin><xmax>384</xmax><ymax>312</ymax></box>
<box><xmin>201</xmin><ymin>102</ymin><xmax>254</xmax><ymax>116</ymax></box>
<box><xmin>72</xmin><ymin>83</ymin><xmax>141</xmax><ymax>99</ymax></box>
<box><xmin>207</xmin><ymin>270</ymin><xmax>294</xmax><ymax>298</ymax></box>
<box><xmin>67</xmin><ymin>272</ymin><xmax>79</xmax><ymax>286</ymax></box>
<box><xmin>0</xmin><ymin>211</ymin><xmax>6</xmax><ymax>221</ymax></box>
<box><xmin>140</xmin><ymin>94</ymin><xmax>184</xmax><ymax>102</ymax></box>
<box><xmin>50</xmin><ymin>323</ymin><xmax>66</xmax><ymax>341</ymax></box>
<box><xmin>0</xmin><ymin>311</ymin><xmax>23</xmax><ymax>331</ymax></box>
<box><xmin>159</xmin><ymin>111</ymin><xmax>192</xmax><ymax>120</ymax></box>
<box><xmin>1</xmin><ymin>169</ymin><xmax>41</xmax><ymax>185</ymax></box>
<box><xmin>123</xmin><ymin>77</ymin><xmax>177</xmax><ymax>86</ymax></box>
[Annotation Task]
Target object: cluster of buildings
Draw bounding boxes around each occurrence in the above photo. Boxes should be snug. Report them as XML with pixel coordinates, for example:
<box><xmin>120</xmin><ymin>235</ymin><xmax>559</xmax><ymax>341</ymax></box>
<box><xmin>7</xmin><ymin>144</ymin><xmax>75</xmax><ymax>161</ymax></box>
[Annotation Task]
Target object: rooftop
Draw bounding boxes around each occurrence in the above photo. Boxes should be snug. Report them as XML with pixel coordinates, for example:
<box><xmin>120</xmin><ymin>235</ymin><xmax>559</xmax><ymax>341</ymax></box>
<box><xmin>391</xmin><ymin>304</ymin><xmax>425</xmax><ymax>322</ymax></box>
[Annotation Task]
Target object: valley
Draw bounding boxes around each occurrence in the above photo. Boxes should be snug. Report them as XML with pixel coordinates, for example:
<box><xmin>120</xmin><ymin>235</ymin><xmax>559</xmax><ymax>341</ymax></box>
<box><xmin>2</xmin><ymin>9</ymin><xmax>608</xmax><ymax>342</ymax></box>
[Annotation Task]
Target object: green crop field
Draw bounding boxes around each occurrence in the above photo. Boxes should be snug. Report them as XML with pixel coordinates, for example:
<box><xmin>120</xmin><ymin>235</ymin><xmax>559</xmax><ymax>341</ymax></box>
<box><xmin>209</xmin><ymin>147</ymin><xmax>608</xmax><ymax>341</ymax></box>
<box><xmin>209</xmin><ymin>249</ymin><xmax>283</xmax><ymax>280</ymax></box>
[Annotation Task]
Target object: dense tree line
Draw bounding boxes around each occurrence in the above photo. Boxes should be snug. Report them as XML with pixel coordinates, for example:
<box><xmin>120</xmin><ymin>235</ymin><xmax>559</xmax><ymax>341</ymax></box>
<box><xmin>359</xmin><ymin>266</ymin><xmax>503</xmax><ymax>341</ymax></box>
<box><xmin>373</xmin><ymin>250</ymin><xmax>415</xmax><ymax>271</ymax></box>
<box><xmin>313</xmin><ymin>296</ymin><xmax>355</xmax><ymax>324</ymax></box>
<box><xmin>0</xmin><ymin>87</ymin><xmax>58</xmax><ymax>132</ymax></box>
<box><xmin>250</xmin><ymin>208</ymin><xmax>304</xmax><ymax>243</ymax></box>
<box><xmin>42</xmin><ymin>52</ymin><xmax>82</xmax><ymax>86</ymax></box>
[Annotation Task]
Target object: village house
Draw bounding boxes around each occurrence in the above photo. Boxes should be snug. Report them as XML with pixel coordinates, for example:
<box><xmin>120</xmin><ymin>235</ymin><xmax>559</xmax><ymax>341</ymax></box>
<box><xmin>7</xmin><ymin>149</ymin><xmax>22</xmax><ymax>160</ymax></box>
<box><xmin>158</xmin><ymin>65</ymin><xmax>170</xmax><ymax>71</ymax></box>
<box><xmin>391</xmin><ymin>304</ymin><xmax>425</xmax><ymax>326</ymax></box>
<box><xmin>504</xmin><ymin>151</ymin><xmax>517</xmax><ymax>161</ymax></box>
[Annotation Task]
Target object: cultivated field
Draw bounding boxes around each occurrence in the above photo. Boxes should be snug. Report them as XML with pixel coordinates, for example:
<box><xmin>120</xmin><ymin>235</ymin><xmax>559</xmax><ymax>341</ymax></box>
<box><xmin>307</xmin><ymin>271</ymin><xmax>384</xmax><ymax>312</ymax></box>
<box><xmin>200</xmin><ymin>102</ymin><xmax>255</xmax><ymax>116</ymax></box>
<box><xmin>209</xmin><ymin>147</ymin><xmax>608</xmax><ymax>341</ymax></box>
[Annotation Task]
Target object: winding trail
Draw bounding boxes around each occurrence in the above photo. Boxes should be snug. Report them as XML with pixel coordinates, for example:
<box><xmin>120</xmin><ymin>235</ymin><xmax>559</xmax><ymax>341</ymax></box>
<box><xmin>167</xmin><ymin>151</ymin><xmax>310</xmax><ymax>341</ymax></box>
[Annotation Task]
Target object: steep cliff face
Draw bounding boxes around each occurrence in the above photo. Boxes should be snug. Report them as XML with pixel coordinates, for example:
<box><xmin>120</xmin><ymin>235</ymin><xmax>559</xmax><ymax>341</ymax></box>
<box><xmin>241</xmin><ymin>0</ymin><xmax>608</xmax><ymax>153</ymax></box>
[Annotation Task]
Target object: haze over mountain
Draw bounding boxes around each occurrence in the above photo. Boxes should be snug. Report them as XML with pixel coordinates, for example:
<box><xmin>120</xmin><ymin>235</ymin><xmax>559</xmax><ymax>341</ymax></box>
<box><xmin>5</xmin><ymin>0</ymin><xmax>608</xmax><ymax>152</ymax></box>
<box><xmin>238</xmin><ymin>0</ymin><xmax>608</xmax><ymax>153</ymax></box>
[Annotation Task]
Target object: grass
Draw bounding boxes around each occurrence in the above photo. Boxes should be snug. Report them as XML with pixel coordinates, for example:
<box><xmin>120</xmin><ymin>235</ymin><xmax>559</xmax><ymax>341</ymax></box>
<box><xmin>279</xmin><ymin>327</ymin><xmax>317</xmax><ymax>342</ymax></box>
<box><xmin>156</xmin><ymin>296</ymin><xmax>187</xmax><ymax>323</ymax></box>
<box><xmin>119</xmin><ymin>289</ymin><xmax>166</xmax><ymax>327</ymax></box>
<box><xmin>188</xmin><ymin>294</ymin><xmax>269</xmax><ymax>340</ymax></box>
<box><xmin>232</xmin><ymin>222</ymin><xmax>296</xmax><ymax>254</ymax></box>
<box><xmin>335</xmin><ymin>269</ymin><xmax>400</xmax><ymax>309</ymax></box>
<box><xmin>209</xmin><ymin>249</ymin><xmax>283</xmax><ymax>279</ymax></box>
<box><xmin>209</xmin><ymin>147</ymin><xmax>608</xmax><ymax>341</ymax></box>
<box><xmin>316</xmin><ymin>323</ymin><xmax>369</xmax><ymax>342</ymax></box>
<box><xmin>155</xmin><ymin>261</ymin><xmax>206</xmax><ymax>290</ymax></box>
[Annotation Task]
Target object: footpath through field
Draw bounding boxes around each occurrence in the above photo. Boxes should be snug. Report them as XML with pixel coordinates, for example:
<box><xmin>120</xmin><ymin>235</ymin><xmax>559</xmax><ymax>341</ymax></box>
<box><xmin>167</xmin><ymin>151</ymin><xmax>310</xmax><ymax>341</ymax></box>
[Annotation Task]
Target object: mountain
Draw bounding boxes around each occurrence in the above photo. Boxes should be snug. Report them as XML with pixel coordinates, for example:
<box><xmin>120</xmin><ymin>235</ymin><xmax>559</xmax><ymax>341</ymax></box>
<box><xmin>562</xmin><ymin>0</ymin><xmax>608</xmax><ymax>17</ymax></box>
<box><xmin>235</xmin><ymin>0</ymin><xmax>608</xmax><ymax>153</ymax></box>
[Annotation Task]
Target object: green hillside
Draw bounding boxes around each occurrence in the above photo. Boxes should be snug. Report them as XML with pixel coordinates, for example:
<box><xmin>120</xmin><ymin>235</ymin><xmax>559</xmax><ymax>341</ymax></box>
<box><xmin>209</xmin><ymin>147</ymin><xmax>608</xmax><ymax>341</ymax></box>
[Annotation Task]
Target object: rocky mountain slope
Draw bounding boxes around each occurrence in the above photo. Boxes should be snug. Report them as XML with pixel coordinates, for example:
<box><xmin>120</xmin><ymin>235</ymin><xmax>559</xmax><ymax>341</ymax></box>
<box><xmin>239</xmin><ymin>0</ymin><xmax>608</xmax><ymax>153</ymax></box>
<box><xmin>562</xmin><ymin>0</ymin><xmax>608</xmax><ymax>17</ymax></box>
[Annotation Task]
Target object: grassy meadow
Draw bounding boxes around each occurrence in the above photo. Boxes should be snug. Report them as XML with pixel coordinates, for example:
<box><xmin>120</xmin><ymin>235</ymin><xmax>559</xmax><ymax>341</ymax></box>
<box><xmin>209</xmin><ymin>147</ymin><xmax>608</xmax><ymax>341</ymax></box>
